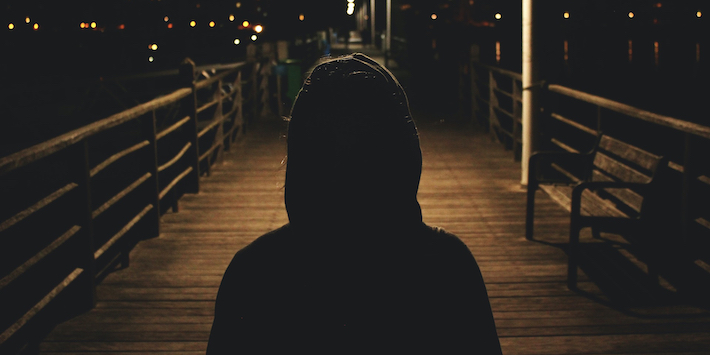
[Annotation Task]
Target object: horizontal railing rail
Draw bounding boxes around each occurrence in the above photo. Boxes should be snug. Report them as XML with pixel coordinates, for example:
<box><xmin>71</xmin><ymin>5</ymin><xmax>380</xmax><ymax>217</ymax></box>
<box><xmin>0</xmin><ymin>46</ymin><xmax>276</xmax><ymax>353</ymax></box>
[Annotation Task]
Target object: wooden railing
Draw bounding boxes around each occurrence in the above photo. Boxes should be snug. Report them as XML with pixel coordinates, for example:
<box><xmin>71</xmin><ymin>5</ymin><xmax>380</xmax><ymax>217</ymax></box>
<box><xmin>469</xmin><ymin>60</ymin><xmax>710</xmax><ymax>285</ymax></box>
<box><xmin>470</xmin><ymin>61</ymin><xmax>523</xmax><ymax>160</ymax></box>
<box><xmin>0</xmin><ymin>52</ymin><xmax>275</xmax><ymax>354</ymax></box>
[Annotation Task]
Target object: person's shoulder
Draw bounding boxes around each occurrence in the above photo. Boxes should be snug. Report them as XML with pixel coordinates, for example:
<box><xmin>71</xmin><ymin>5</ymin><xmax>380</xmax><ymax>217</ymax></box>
<box><xmin>421</xmin><ymin>224</ymin><xmax>469</xmax><ymax>249</ymax></box>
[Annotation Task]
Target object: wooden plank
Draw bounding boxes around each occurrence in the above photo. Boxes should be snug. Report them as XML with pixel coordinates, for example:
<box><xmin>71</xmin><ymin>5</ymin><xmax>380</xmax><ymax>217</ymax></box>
<box><xmin>94</xmin><ymin>204</ymin><xmax>153</xmax><ymax>260</ymax></box>
<box><xmin>593</xmin><ymin>152</ymin><xmax>652</xmax><ymax>184</ymax></box>
<box><xmin>158</xmin><ymin>143</ymin><xmax>191</xmax><ymax>172</ymax></box>
<box><xmin>598</xmin><ymin>135</ymin><xmax>662</xmax><ymax>172</ymax></box>
<box><xmin>92</xmin><ymin>173</ymin><xmax>152</xmax><ymax>219</ymax></box>
<box><xmin>156</xmin><ymin>116</ymin><xmax>191</xmax><ymax>140</ymax></box>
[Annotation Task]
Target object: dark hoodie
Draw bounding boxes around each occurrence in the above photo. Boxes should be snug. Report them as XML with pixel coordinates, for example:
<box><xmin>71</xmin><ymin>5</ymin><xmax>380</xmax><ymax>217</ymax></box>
<box><xmin>206</xmin><ymin>54</ymin><xmax>502</xmax><ymax>354</ymax></box>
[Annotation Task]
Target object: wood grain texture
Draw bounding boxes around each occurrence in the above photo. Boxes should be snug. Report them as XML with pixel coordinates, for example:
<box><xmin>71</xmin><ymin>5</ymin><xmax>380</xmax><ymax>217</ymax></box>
<box><xmin>38</xmin><ymin>118</ymin><xmax>710</xmax><ymax>354</ymax></box>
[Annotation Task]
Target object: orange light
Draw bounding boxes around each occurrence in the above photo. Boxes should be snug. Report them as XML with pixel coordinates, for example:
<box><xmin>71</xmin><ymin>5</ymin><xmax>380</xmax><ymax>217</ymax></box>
<box><xmin>190</xmin><ymin>20</ymin><xmax>196</xmax><ymax>27</ymax></box>
<box><xmin>25</xmin><ymin>17</ymin><xmax>30</xmax><ymax>24</ymax></box>
<box><xmin>118</xmin><ymin>24</ymin><xmax>125</xmax><ymax>30</ymax></box>
<box><xmin>563</xmin><ymin>12</ymin><xmax>570</xmax><ymax>19</ymax></box>
<box><xmin>236</xmin><ymin>2</ymin><xmax>241</xmax><ymax>8</ymax></box>
<box><xmin>91</xmin><ymin>22</ymin><xmax>97</xmax><ymax>29</ymax></box>
<box><xmin>167</xmin><ymin>23</ymin><xmax>173</xmax><ymax>29</ymax></box>
<box><xmin>697</xmin><ymin>11</ymin><xmax>702</xmax><ymax>18</ymax></box>
<box><xmin>229</xmin><ymin>14</ymin><xmax>235</xmax><ymax>22</ymax></box>
<box><xmin>655</xmin><ymin>3</ymin><xmax>662</xmax><ymax>8</ymax></box>
<box><xmin>242</xmin><ymin>20</ymin><xmax>250</xmax><ymax>27</ymax></box>
<box><xmin>80</xmin><ymin>22</ymin><xmax>86</xmax><ymax>29</ymax></box>
<box><xmin>431</xmin><ymin>13</ymin><xmax>437</xmax><ymax>20</ymax></box>
<box><xmin>164</xmin><ymin>16</ymin><xmax>169</xmax><ymax>22</ymax></box>
<box><xmin>628</xmin><ymin>12</ymin><xmax>635</xmax><ymax>19</ymax></box>
<box><xmin>209</xmin><ymin>21</ymin><xmax>215</xmax><ymax>27</ymax></box>
<box><xmin>33</xmin><ymin>23</ymin><xmax>39</xmax><ymax>30</ymax></box>
<box><xmin>254</xmin><ymin>24</ymin><xmax>263</xmax><ymax>33</ymax></box>
<box><xmin>299</xmin><ymin>14</ymin><xmax>305</xmax><ymax>21</ymax></box>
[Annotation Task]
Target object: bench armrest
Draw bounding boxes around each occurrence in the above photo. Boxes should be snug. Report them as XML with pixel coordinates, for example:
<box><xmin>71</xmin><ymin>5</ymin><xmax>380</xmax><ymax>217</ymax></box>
<box><xmin>528</xmin><ymin>151</ymin><xmax>593</xmax><ymax>186</ymax></box>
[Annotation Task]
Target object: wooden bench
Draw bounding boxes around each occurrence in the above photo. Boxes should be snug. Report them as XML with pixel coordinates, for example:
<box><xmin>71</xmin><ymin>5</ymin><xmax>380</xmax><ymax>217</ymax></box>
<box><xmin>525</xmin><ymin>134</ymin><xmax>668</xmax><ymax>289</ymax></box>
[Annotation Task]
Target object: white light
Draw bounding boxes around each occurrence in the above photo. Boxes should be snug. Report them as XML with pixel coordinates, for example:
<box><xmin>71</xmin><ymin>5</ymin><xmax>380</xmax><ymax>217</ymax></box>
<box><xmin>251</xmin><ymin>34</ymin><xmax>257</xmax><ymax>41</ymax></box>
<box><xmin>164</xmin><ymin>16</ymin><xmax>169</xmax><ymax>22</ymax></box>
<box><xmin>563</xmin><ymin>12</ymin><xmax>570</xmax><ymax>19</ymax></box>
<box><xmin>234</xmin><ymin>38</ymin><xmax>240</xmax><ymax>45</ymax></box>
<box><xmin>229</xmin><ymin>14</ymin><xmax>235</xmax><ymax>21</ymax></box>
<box><xmin>254</xmin><ymin>24</ymin><xmax>263</xmax><ymax>33</ymax></box>
<box><xmin>149</xmin><ymin>56</ymin><xmax>154</xmax><ymax>62</ymax></box>
<box><xmin>495</xmin><ymin>13</ymin><xmax>502</xmax><ymax>20</ymax></box>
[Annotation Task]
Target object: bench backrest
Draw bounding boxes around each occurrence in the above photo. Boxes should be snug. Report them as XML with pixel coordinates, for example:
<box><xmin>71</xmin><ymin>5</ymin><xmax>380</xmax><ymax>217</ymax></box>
<box><xmin>590</xmin><ymin>135</ymin><xmax>666</xmax><ymax>218</ymax></box>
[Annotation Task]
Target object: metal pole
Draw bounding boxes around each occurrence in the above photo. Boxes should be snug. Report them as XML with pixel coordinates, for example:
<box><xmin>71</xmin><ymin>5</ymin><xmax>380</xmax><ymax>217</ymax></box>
<box><xmin>370</xmin><ymin>0</ymin><xmax>376</xmax><ymax>48</ymax></box>
<box><xmin>386</xmin><ymin>0</ymin><xmax>391</xmax><ymax>66</ymax></box>
<box><xmin>521</xmin><ymin>0</ymin><xmax>538</xmax><ymax>186</ymax></box>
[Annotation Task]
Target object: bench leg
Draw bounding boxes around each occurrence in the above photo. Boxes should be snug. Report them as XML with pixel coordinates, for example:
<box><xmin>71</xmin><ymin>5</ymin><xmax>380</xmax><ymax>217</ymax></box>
<box><xmin>567</xmin><ymin>220</ymin><xmax>581</xmax><ymax>290</ymax></box>
<box><xmin>525</xmin><ymin>183</ymin><xmax>537</xmax><ymax>240</ymax></box>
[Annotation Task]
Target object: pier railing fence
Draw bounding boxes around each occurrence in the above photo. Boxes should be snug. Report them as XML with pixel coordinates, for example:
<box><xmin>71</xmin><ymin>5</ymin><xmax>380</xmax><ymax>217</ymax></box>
<box><xmin>470</xmin><ymin>58</ymin><xmax>710</xmax><ymax>293</ymax></box>
<box><xmin>0</xmin><ymin>47</ymin><xmax>276</xmax><ymax>354</ymax></box>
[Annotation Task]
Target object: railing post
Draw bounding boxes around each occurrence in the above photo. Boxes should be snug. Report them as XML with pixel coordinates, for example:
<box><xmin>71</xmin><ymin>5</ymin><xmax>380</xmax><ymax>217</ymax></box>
<box><xmin>73</xmin><ymin>139</ymin><xmax>97</xmax><ymax>309</ymax></box>
<box><xmin>470</xmin><ymin>45</ymin><xmax>480</xmax><ymax>125</ymax></box>
<box><xmin>252</xmin><ymin>61</ymin><xmax>259</xmax><ymax>123</ymax></box>
<box><xmin>180</xmin><ymin>58</ymin><xmax>200</xmax><ymax>194</ymax></box>
<box><xmin>681</xmin><ymin>133</ymin><xmax>699</xmax><ymax>250</ymax></box>
<box><xmin>513</xmin><ymin>77</ymin><xmax>521</xmax><ymax>161</ymax></box>
<box><xmin>144</xmin><ymin>110</ymin><xmax>161</xmax><ymax>236</ymax></box>
<box><xmin>488</xmin><ymin>70</ymin><xmax>499</xmax><ymax>142</ymax></box>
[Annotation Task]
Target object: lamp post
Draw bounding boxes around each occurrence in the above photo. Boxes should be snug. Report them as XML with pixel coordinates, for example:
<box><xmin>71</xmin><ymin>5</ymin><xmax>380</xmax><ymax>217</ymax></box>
<box><xmin>521</xmin><ymin>0</ymin><xmax>539</xmax><ymax>186</ymax></box>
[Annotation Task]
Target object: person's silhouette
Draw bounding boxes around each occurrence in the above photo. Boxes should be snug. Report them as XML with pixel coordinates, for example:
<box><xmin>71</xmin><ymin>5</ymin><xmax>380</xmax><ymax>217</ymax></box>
<box><xmin>207</xmin><ymin>53</ymin><xmax>502</xmax><ymax>354</ymax></box>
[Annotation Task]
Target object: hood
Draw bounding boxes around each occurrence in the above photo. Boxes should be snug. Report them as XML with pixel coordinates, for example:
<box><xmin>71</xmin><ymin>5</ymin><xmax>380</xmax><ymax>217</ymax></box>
<box><xmin>284</xmin><ymin>53</ymin><xmax>422</xmax><ymax>230</ymax></box>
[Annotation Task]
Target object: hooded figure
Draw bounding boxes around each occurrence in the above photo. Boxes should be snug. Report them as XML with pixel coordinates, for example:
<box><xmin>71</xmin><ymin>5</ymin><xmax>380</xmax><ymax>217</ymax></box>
<box><xmin>207</xmin><ymin>54</ymin><xmax>501</xmax><ymax>354</ymax></box>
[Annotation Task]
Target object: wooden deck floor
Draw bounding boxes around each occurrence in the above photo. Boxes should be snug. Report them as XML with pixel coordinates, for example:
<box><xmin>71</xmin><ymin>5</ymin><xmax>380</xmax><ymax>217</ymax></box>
<box><xmin>39</xmin><ymin>117</ymin><xmax>710</xmax><ymax>354</ymax></box>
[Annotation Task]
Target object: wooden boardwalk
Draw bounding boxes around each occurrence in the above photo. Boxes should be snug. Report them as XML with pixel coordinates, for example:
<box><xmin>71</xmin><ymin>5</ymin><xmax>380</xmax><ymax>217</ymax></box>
<box><xmin>38</xmin><ymin>115</ymin><xmax>710</xmax><ymax>354</ymax></box>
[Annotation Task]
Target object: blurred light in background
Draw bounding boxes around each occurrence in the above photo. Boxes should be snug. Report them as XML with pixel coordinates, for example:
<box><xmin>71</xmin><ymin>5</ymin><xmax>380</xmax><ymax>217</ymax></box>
<box><xmin>254</xmin><ymin>24</ymin><xmax>263</xmax><ymax>33</ymax></box>
<box><xmin>25</xmin><ymin>17</ymin><xmax>30</xmax><ymax>24</ymax></box>
<box><xmin>495</xmin><ymin>13</ymin><xmax>502</xmax><ymax>20</ymax></box>
<box><xmin>33</xmin><ymin>23</ymin><xmax>39</xmax><ymax>30</ymax></box>
<box><xmin>234</xmin><ymin>38</ymin><xmax>240</xmax><ymax>45</ymax></box>
<box><xmin>164</xmin><ymin>16</ymin><xmax>169</xmax><ymax>22</ymax></box>
<box><xmin>299</xmin><ymin>14</ymin><xmax>305</xmax><ymax>21</ymax></box>
<box><xmin>242</xmin><ymin>20</ymin><xmax>250</xmax><ymax>27</ymax></box>
<box><xmin>236</xmin><ymin>2</ymin><xmax>241</xmax><ymax>8</ymax></box>
<box><xmin>149</xmin><ymin>56</ymin><xmax>154</xmax><ymax>62</ymax></box>
<box><xmin>8</xmin><ymin>23</ymin><xmax>14</xmax><ymax>30</ymax></box>
<box><xmin>251</xmin><ymin>34</ymin><xmax>257</xmax><ymax>41</ymax></box>
<box><xmin>229</xmin><ymin>15</ymin><xmax>235</xmax><ymax>22</ymax></box>
<box><xmin>209</xmin><ymin>21</ymin><xmax>216</xmax><ymax>27</ymax></box>
<box><xmin>190</xmin><ymin>20</ymin><xmax>197</xmax><ymax>27</ymax></box>
<box><xmin>91</xmin><ymin>22</ymin><xmax>97</xmax><ymax>29</ymax></box>
<box><xmin>431</xmin><ymin>13</ymin><xmax>437</xmax><ymax>20</ymax></box>
<box><xmin>150</xmin><ymin>43</ymin><xmax>158</xmax><ymax>50</ymax></box>
<box><xmin>628</xmin><ymin>12</ymin><xmax>635</xmax><ymax>19</ymax></box>
<box><xmin>563</xmin><ymin>12</ymin><xmax>570</xmax><ymax>19</ymax></box>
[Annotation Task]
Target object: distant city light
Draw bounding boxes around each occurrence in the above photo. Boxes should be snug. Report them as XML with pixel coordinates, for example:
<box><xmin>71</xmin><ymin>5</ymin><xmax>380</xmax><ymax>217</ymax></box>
<box><xmin>25</xmin><ymin>17</ymin><xmax>30</xmax><ymax>24</ymax></box>
<box><xmin>628</xmin><ymin>12</ymin><xmax>635</xmax><ymax>19</ymax></box>
<box><xmin>80</xmin><ymin>23</ymin><xmax>85</xmax><ymax>29</ymax></box>
<box><xmin>347</xmin><ymin>0</ymin><xmax>355</xmax><ymax>15</ymax></box>
<box><xmin>229</xmin><ymin>14</ymin><xmax>235</xmax><ymax>22</ymax></box>
<box><xmin>164</xmin><ymin>16</ymin><xmax>169</xmax><ymax>22</ymax></box>
<box><xmin>698</xmin><ymin>11</ymin><xmax>703</xmax><ymax>18</ymax></box>
<box><xmin>563</xmin><ymin>12</ymin><xmax>570</xmax><ymax>19</ymax></box>
<box><xmin>33</xmin><ymin>23</ymin><xmax>39</xmax><ymax>30</ymax></box>
<box><xmin>149</xmin><ymin>56</ymin><xmax>154</xmax><ymax>63</ymax></box>
<box><xmin>236</xmin><ymin>2</ymin><xmax>241</xmax><ymax>8</ymax></box>
<box><xmin>150</xmin><ymin>43</ymin><xmax>158</xmax><ymax>50</ymax></box>
<box><xmin>91</xmin><ymin>22</ymin><xmax>97</xmax><ymax>29</ymax></box>
<box><xmin>190</xmin><ymin>20</ymin><xmax>197</xmax><ymax>27</ymax></box>
<box><xmin>495</xmin><ymin>13</ymin><xmax>502</xmax><ymax>20</ymax></box>
<box><xmin>118</xmin><ymin>24</ymin><xmax>125</xmax><ymax>30</ymax></box>
<box><xmin>209</xmin><ymin>21</ymin><xmax>216</xmax><ymax>27</ymax></box>
<box><xmin>254</xmin><ymin>24</ymin><xmax>263</xmax><ymax>33</ymax></box>
<box><xmin>234</xmin><ymin>38</ymin><xmax>240</xmax><ymax>45</ymax></box>
<box><xmin>8</xmin><ymin>23</ymin><xmax>14</xmax><ymax>30</ymax></box>
<box><xmin>167</xmin><ymin>23</ymin><xmax>173</xmax><ymax>29</ymax></box>
<box><xmin>299</xmin><ymin>14</ymin><xmax>305</xmax><ymax>21</ymax></box>
<box><xmin>242</xmin><ymin>20</ymin><xmax>250</xmax><ymax>27</ymax></box>
<box><xmin>655</xmin><ymin>3</ymin><xmax>662</xmax><ymax>8</ymax></box>
<box><xmin>251</xmin><ymin>34</ymin><xmax>257</xmax><ymax>41</ymax></box>
<box><xmin>431</xmin><ymin>13</ymin><xmax>437</xmax><ymax>20</ymax></box>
